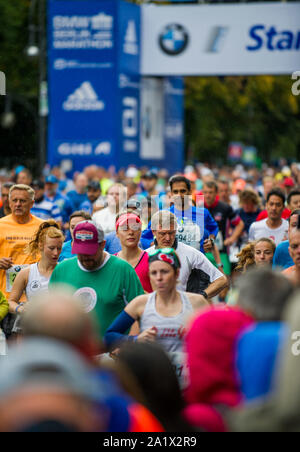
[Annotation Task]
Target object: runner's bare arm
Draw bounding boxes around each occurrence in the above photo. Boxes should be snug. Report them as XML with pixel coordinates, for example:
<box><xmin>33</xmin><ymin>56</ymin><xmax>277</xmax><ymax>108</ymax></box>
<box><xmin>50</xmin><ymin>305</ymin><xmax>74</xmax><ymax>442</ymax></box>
<box><xmin>205</xmin><ymin>275</ymin><xmax>228</xmax><ymax>299</ymax></box>
<box><xmin>8</xmin><ymin>267</ymin><xmax>30</xmax><ymax>313</ymax></box>
<box><xmin>125</xmin><ymin>294</ymin><xmax>149</xmax><ymax>321</ymax></box>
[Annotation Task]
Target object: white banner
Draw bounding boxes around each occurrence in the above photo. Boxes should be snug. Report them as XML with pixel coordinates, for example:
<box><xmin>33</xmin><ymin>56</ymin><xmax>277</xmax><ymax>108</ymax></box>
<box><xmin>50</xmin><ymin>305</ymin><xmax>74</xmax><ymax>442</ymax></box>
<box><xmin>141</xmin><ymin>2</ymin><xmax>300</xmax><ymax>76</ymax></box>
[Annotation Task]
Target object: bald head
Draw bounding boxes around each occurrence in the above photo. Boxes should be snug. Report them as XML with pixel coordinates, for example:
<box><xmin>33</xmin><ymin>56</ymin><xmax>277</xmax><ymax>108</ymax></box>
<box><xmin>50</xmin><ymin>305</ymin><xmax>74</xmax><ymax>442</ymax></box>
<box><xmin>21</xmin><ymin>290</ymin><xmax>101</xmax><ymax>358</ymax></box>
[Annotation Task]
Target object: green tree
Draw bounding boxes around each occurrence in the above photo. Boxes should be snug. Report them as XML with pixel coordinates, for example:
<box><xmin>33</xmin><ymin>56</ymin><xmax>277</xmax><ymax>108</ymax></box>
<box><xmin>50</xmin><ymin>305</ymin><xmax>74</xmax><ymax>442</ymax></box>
<box><xmin>0</xmin><ymin>0</ymin><xmax>39</xmax><ymax>171</ymax></box>
<box><xmin>185</xmin><ymin>75</ymin><xmax>300</xmax><ymax>165</ymax></box>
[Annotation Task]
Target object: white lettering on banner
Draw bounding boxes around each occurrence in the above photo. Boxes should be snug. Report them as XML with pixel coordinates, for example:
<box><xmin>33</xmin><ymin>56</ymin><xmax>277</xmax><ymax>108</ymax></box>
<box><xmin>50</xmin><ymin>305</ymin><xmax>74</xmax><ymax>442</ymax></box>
<box><xmin>52</xmin><ymin>12</ymin><xmax>113</xmax><ymax>50</ymax></box>
<box><xmin>119</xmin><ymin>74</ymin><xmax>140</xmax><ymax>90</ymax></box>
<box><xmin>54</xmin><ymin>59</ymin><xmax>112</xmax><ymax>70</ymax></box>
<box><xmin>63</xmin><ymin>82</ymin><xmax>105</xmax><ymax>111</ymax></box>
<box><xmin>124</xmin><ymin>21</ymin><xmax>139</xmax><ymax>55</ymax></box>
<box><xmin>165</xmin><ymin>122</ymin><xmax>183</xmax><ymax>139</ymax></box>
<box><xmin>122</xmin><ymin>97</ymin><xmax>138</xmax><ymax>138</ymax></box>
<box><xmin>53</xmin><ymin>13</ymin><xmax>112</xmax><ymax>30</ymax></box>
<box><xmin>58</xmin><ymin>142</ymin><xmax>112</xmax><ymax>156</ymax></box>
<box><xmin>58</xmin><ymin>143</ymin><xmax>92</xmax><ymax>156</ymax></box>
<box><xmin>292</xmin><ymin>71</ymin><xmax>300</xmax><ymax>96</ymax></box>
<box><xmin>123</xmin><ymin>140</ymin><xmax>137</xmax><ymax>152</ymax></box>
<box><xmin>94</xmin><ymin>142</ymin><xmax>111</xmax><ymax>155</ymax></box>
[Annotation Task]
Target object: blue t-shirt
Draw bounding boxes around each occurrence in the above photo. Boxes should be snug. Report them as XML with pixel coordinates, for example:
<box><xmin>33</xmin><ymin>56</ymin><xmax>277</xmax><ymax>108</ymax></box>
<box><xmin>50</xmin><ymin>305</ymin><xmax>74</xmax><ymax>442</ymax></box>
<box><xmin>236</xmin><ymin>322</ymin><xmax>287</xmax><ymax>401</ymax></box>
<box><xmin>67</xmin><ymin>190</ymin><xmax>88</xmax><ymax>211</ymax></box>
<box><xmin>58</xmin><ymin>240</ymin><xmax>72</xmax><ymax>262</ymax></box>
<box><xmin>31</xmin><ymin>197</ymin><xmax>63</xmax><ymax>222</ymax></box>
<box><xmin>46</xmin><ymin>192</ymin><xmax>75</xmax><ymax>224</ymax></box>
<box><xmin>80</xmin><ymin>199</ymin><xmax>93</xmax><ymax>214</ymax></box>
<box><xmin>273</xmin><ymin>240</ymin><xmax>293</xmax><ymax>270</ymax></box>
<box><xmin>141</xmin><ymin>205</ymin><xmax>218</xmax><ymax>253</ymax></box>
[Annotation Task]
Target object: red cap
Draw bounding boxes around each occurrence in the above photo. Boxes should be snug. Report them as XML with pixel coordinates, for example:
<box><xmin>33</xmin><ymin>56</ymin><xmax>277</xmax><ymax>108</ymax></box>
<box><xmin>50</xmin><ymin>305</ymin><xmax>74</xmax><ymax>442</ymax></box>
<box><xmin>283</xmin><ymin>177</ymin><xmax>295</xmax><ymax>187</ymax></box>
<box><xmin>72</xmin><ymin>221</ymin><xmax>104</xmax><ymax>255</ymax></box>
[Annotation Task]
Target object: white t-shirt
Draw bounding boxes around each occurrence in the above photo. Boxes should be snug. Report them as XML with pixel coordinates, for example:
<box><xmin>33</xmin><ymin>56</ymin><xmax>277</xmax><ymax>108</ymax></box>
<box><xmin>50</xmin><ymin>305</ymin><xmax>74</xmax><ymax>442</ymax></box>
<box><xmin>92</xmin><ymin>207</ymin><xmax>116</xmax><ymax>234</ymax></box>
<box><xmin>248</xmin><ymin>218</ymin><xmax>289</xmax><ymax>246</ymax></box>
<box><xmin>147</xmin><ymin>242</ymin><xmax>223</xmax><ymax>292</ymax></box>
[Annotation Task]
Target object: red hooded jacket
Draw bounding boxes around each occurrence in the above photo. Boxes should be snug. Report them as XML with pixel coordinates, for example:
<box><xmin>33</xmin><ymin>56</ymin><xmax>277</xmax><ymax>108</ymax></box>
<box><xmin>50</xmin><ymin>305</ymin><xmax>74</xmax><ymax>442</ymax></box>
<box><xmin>184</xmin><ymin>306</ymin><xmax>254</xmax><ymax>432</ymax></box>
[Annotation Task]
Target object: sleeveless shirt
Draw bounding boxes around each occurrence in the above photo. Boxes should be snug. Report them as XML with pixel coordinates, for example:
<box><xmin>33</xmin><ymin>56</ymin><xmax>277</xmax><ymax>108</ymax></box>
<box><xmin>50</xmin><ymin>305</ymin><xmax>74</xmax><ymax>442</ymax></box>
<box><xmin>139</xmin><ymin>290</ymin><xmax>193</xmax><ymax>354</ymax></box>
<box><xmin>25</xmin><ymin>263</ymin><xmax>50</xmax><ymax>301</ymax></box>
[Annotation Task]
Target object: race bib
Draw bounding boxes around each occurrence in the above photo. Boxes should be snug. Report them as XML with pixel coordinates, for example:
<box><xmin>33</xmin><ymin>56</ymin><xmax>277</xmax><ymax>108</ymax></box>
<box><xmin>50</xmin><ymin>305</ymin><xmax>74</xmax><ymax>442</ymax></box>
<box><xmin>6</xmin><ymin>265</ymin><xmax>28</xmax><ymax>292</ymax></box>
<box><xmin>177</xmin><ymin>220</ymin><xmax>202</xmax><ymax>250</ymax></box>
<box><xmin>168</xmin><ymin>351</ymin><xmax>189</xmax><ymax>389</ymax></box>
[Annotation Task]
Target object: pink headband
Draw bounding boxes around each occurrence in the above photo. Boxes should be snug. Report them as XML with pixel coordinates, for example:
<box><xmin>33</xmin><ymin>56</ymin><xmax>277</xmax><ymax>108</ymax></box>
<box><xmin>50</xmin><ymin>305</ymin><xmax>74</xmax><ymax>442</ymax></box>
<box><xmin>116</xmin><ymin>213</ymin><xmax>142</xmax><ymax>231</ymax></box>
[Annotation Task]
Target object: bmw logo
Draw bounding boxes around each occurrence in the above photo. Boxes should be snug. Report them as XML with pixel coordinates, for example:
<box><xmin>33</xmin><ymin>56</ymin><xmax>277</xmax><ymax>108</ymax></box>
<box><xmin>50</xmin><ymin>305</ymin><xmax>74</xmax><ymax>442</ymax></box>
<box><xmin>159</xmin><ymin>24</ymin><xmax>189</xmax><ymax>56</ymax></box>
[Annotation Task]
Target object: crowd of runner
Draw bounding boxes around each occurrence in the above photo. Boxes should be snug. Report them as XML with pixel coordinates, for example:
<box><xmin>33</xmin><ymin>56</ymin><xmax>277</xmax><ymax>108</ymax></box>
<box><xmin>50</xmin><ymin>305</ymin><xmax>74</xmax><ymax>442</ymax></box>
<box><xmin>0</xmin><ymin>160</ymin><xmax>300</xmax><ymax>432</ymax></box>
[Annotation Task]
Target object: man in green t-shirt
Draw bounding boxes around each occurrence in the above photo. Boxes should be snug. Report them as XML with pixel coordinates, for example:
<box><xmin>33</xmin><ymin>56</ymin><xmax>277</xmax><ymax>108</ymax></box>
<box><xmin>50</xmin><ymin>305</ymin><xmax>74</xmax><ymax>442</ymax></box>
<box><xmin>49</xmin><ymin>220</ymin><xmax>144</xmax><ymax>339</ymax></box>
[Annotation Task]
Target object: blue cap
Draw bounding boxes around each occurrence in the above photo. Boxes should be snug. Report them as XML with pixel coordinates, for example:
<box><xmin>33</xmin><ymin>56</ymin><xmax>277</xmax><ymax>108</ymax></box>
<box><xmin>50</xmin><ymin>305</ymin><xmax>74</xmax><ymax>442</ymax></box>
<box><xmin>15</xmin><ymin>165</ymin><xmax>25</xmax><ymax>175</ymax></box>
<box><xmin>45</xmin><ymin>175</ymin><xmax>59</xmax><ymax>184</ymax></box>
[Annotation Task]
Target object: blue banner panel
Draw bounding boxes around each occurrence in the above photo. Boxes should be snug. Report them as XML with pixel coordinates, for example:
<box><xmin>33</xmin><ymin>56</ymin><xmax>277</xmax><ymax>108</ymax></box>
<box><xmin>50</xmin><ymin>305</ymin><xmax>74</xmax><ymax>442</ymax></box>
<box><xmin>117</xmin><ymin>0</ymin><xmax>141</xmax><ymax>75</ymax></box>
<box><xmin>163</xmin><ymin>77</ymin><xmax>184</xmax><ymax>173</ymax></box>
<box><xmin>47</xmin><ymin>0</ymin><xmax>118</xmax><ymax>172</ymax></box>
<box><xmin>117</xmin><ymin>73</ymin><xmax>141</xmax><ymax>169</ymax></box>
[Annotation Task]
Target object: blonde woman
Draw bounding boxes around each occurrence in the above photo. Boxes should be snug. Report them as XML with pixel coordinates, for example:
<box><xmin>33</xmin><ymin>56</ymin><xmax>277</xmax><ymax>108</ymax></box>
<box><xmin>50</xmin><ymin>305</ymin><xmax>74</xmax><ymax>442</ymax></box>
<box><xmin>8</xmin><ymin>220</ymin><xmax>64</xmax><ymax>317</ymax></box>
<box><xmin>236</xmin><ymin>238</ymin><xmax>276</xmax><ymax>273</ymax></box>
<box><xmin>227</xmin><ymin>238</ymin><xmax>276</xmax><ymax>306</ymax></box>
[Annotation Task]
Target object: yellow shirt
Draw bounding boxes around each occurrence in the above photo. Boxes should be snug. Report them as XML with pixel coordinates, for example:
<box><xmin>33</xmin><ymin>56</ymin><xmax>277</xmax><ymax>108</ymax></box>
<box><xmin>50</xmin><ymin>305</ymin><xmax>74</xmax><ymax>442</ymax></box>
<box><xmin>0</xmin><ymin>214</ymin><xmax>43</xmax><ymax>300</ymax></box>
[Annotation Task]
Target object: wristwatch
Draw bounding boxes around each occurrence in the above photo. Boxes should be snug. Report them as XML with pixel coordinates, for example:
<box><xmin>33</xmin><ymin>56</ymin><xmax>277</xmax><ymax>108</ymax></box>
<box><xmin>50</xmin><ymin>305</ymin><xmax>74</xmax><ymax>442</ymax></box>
<box><xmin>217</xmin><ymin>263</ymin><xmax>224</xmax><ymax>268</ymax></box>
<box><xmin>199</xmin><ymin>290</ymin><xmax>208</xmax><ymax>300</ymax></box>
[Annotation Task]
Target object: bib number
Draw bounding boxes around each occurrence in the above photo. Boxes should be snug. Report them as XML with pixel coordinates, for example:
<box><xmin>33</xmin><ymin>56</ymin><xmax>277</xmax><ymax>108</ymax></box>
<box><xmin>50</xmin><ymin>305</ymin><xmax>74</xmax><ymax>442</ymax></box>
<box><xmin>6</xmin><ymin>265</ymin><xmax>28</xmax><ymax>292</ymax></box>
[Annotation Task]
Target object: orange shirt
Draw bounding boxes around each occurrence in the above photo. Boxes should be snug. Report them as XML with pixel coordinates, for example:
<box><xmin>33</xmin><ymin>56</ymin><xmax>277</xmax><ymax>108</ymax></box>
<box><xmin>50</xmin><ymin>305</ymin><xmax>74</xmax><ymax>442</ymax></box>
<box><xmin>0</xmin><ymin>214</ymin><xmax>43</xmax><ymax>300</ymax></box>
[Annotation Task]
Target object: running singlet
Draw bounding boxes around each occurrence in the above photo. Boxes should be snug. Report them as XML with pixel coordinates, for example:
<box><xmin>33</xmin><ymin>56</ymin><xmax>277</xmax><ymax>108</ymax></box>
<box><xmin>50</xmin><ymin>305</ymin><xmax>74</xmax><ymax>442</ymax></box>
<box><xmin>25</xmin><ymin>263</ymin><xmax>50</xmax><ymax>301</ymax></box>
<box><xmin>115</xmin><ymin>251</ymin><xmax>152</xmax><ymax>293</ymax></box>
<box><xmin>140</xmin><ymin>290</ymin><xmax>193</xmax><ymax>386</ymax></box>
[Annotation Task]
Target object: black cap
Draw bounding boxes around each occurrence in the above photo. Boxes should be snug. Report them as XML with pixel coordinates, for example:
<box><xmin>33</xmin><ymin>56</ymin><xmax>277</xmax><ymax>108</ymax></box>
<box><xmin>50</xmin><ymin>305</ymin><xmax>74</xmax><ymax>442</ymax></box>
<box><xmin>87</xmin><ymin>180</ymin><xmax>100</xmax><ymax>190</ymax></box>
<box><xmin>32</xmin><ymin>180</ymin><xmax>44</xmax><ymax>189</ymax></box>
<box><xmin>142</xmin><ymin>171</ymin><xmax>158</xmax><ymax>180</ymax></box>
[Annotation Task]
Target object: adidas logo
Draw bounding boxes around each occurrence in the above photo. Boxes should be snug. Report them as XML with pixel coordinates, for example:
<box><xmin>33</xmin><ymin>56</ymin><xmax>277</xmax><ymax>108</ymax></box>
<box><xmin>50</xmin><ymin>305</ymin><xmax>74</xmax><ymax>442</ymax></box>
<box><xmin>63</xmin><ymin>82</ymin><xmax>105</xmax><ymax>111</ymax></box>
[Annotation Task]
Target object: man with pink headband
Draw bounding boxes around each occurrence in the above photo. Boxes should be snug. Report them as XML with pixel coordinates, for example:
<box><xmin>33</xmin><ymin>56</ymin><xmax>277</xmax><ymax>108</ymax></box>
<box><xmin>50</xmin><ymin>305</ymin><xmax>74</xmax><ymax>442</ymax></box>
<box><xmin>49</xmin><ymin>220</ymin><xmax>144</xmax><ymax>340</ymax></box>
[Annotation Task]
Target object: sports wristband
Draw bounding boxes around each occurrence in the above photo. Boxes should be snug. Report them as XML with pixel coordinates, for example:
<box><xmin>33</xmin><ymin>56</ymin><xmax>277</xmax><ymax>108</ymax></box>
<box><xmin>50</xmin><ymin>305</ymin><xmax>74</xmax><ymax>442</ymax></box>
<box><xmin>200</xmin><ymin>290</ymin><xmax>208</xmax><ymax>300</ymax></box>
<box><xmin>15</xmin><ymin>303</ymin><xmax>24</xmax><ymax>313</ymax></box>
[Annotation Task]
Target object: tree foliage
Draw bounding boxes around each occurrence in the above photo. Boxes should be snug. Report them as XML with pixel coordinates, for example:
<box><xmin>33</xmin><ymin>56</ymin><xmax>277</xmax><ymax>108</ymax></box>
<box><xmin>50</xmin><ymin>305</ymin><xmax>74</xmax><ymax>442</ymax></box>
<box><xmin>185</xmin><ymin>75</ymin><xmax>300</xmax><ymax>164</ymax></box>
<box><xmin>0</xmin><ymin>0</ymin><xmax>39</xmax><ymax>170</ymax></box>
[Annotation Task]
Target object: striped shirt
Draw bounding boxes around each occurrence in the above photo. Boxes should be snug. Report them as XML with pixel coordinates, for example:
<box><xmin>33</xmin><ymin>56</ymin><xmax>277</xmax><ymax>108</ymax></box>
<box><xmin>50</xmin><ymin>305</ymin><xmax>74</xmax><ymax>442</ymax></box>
<box><xmin>31</xmin><ymin>197</ymin><xmax>62</xmax><ymax>222</ymax></box>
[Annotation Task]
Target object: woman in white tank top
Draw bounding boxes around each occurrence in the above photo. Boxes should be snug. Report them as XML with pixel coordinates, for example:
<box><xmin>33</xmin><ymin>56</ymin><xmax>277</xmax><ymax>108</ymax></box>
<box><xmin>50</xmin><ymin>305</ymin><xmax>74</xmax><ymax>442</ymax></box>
<box><xmin>8</xmin><ymin>220</ymin><xmax>64</xmax><ymax>324</ymax></box>
<box><xmin>105</xmin><ymin>248</ymin><xmax>209</xmax><ymax>383</ymax></box>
